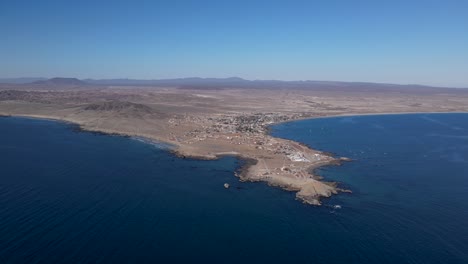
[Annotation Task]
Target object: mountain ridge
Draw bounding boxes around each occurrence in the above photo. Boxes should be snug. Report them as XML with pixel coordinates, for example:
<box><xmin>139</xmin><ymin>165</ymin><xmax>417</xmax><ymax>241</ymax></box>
<box><xmin>0</xmin><ymin>77</ymin><xmax>465</xmax><ymax>90</ymax></box>
<box><xmin>33</xmin><ymin>77</ymin><xmax>87</xmax><ymax>86</ymax></box>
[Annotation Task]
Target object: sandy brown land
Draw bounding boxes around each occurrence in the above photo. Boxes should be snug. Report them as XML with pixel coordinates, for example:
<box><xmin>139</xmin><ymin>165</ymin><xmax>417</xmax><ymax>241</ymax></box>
<box><xmin>2</xmin><ymin>81</ymin><xmax>468</xmax><ymax>205</ymax></box>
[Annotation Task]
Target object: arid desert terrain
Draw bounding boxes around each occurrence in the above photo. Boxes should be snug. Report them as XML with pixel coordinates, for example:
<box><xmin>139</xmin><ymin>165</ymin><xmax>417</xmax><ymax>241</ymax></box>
<box><xmin>2</xmin><ymin>78</ymin><xmax>468</xmax><ymax>205</ymax></box>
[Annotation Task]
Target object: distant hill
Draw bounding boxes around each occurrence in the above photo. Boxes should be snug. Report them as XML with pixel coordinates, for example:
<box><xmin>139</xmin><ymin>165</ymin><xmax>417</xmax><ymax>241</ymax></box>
<box><xmin>0</xmin><ymin>77</ymin><xmax>46</xmax><ymax>84</ymax></box>
<box><xmin>1</xmin><ymin>77</ymin><xmax>465</xmax><ymax>91</ymax></box>
<box><xmin>33</xmin><ymin>77</ymin><xmax>87</xmax><ymax>86</ymax></box>
<box><xmin>85</xmin><ymin>77</ymin><xmax>463</xmax><ymax>91</ymax></box>
<box><xmin>84</xmin><ymin>77</ymin><xmax>248</xmax><ymax>87</ymax></box>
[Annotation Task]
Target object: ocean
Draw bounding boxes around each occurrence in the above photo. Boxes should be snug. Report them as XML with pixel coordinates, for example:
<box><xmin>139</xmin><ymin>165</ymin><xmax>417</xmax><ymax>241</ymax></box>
<box><xmin>0</xmin><ymin>114</ymin><xmax>467</xmax><ymax>263</ymax></box>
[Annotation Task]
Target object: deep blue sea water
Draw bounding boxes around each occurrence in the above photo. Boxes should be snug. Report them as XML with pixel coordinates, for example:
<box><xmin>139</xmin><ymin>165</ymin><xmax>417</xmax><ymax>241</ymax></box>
<box><xmin>0</xmin><ymin>114</ymin><xmax>467</xmax><ymax>263</ymax></box>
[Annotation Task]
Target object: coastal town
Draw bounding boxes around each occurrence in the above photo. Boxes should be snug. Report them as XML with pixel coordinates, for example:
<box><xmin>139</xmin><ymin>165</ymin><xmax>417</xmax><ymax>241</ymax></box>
<box><xmin>164</xmin><ymin>111</ymin><xmax>349</xmax><ymax>205</ymax></box>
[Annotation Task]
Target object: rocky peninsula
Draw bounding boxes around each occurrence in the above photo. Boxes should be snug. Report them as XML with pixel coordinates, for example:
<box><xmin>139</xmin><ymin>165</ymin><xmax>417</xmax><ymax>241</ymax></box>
<box><xmin>2</xmin><ymin>79</ymin><xmax>468</xmax><ymax>204</ymax></box>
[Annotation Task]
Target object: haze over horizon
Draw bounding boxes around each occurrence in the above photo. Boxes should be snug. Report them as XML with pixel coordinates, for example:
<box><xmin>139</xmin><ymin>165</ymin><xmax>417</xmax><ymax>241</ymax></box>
<box><xmin>1</xmin><ymin>0</ymin><xmax>467</xmax><ymax>87</ymax></box>
<box><xmin>1</xmin><ymin>76</ymin><xmax>467</xmax><ymax>89</ymax></box>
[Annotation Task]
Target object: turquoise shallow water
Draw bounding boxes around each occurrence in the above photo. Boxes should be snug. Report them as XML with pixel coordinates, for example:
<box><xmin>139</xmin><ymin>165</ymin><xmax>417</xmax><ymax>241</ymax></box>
<box><xmin>0</xmin><ymin>114</ymin><xmax>467</xmax><ymax>263</ymax></box>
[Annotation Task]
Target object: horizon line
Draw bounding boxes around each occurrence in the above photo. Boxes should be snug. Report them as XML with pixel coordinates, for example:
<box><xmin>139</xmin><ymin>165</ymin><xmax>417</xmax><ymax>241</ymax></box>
<box><xmin>1</xmin><ymin>76</ymin><xmax>467</xmax><ymax>88</ymax></box>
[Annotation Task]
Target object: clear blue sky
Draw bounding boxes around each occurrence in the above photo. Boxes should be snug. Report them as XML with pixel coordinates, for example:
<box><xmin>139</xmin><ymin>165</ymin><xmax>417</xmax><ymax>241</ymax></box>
<box><xmin>1</xmin><ymin>0</ymin><xmax>467</xmax><ymax>87</ymax></box>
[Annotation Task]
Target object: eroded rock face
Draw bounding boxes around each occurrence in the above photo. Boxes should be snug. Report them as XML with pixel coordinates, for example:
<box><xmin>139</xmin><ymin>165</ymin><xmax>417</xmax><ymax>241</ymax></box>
<box><xmin>296</xmin><ymin>180</ymin><xmax>338</xmax><ymax>205</ymax></box>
